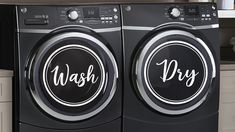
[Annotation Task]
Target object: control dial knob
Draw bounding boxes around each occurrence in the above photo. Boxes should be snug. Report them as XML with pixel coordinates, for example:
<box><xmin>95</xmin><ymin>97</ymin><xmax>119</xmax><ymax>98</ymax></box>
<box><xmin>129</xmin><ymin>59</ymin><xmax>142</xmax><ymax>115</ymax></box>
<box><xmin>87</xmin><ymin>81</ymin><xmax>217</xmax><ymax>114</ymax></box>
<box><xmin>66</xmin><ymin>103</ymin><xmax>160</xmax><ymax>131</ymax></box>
<box><xmin>169</xmin><ymin>7</ymin><xmax>181</xmax><ymax>19</ymax></box>
<box><xmin>67</xmin><ymin>10</ymin><xmax>79</xmax><ymax>21</ymax></box>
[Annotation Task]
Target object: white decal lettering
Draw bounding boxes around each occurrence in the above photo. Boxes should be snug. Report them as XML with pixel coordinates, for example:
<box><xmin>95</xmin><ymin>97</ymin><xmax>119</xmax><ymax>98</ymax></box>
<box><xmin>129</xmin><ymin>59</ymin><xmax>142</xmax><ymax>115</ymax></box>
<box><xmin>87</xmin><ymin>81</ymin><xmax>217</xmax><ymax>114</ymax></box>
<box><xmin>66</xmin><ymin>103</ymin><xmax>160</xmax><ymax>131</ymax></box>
<box><xmin>51</xmin><ymin>65</ymin><xmax>69</xmax><ymax>86</ymax></box>
<box><xmin>156</xmin><ymin>59</ymin><xmax>199</xmax><ymax>87</ymax></box>
<box><xmin>50</xmin><ymin>64</ymin><xmax>99</xmax><ymax>87</ymax></box>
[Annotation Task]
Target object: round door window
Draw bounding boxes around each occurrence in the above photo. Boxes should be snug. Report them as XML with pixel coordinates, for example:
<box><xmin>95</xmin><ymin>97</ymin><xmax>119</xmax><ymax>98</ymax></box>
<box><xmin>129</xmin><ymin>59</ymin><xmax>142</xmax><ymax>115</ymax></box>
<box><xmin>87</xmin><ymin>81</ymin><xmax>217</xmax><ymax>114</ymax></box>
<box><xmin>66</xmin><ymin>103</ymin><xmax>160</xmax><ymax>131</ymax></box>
<box><xmin>134</xmin><ymin>30</ymin><xmax>216</xmax><ymax>115</ymax></box>
<box><xmin>146</xmin><ymin>41</ymin><xmax>207</xmax><ymax>105</ymax></box>
<box><xmin>27</xmin><ymin>31</ymin><xmax>118</xmax><ymax>121</ymax></box>
<box><xmin>43</xmin><ymin>45</ymin><xmax>105</xmax><ymax>107</ymax></box>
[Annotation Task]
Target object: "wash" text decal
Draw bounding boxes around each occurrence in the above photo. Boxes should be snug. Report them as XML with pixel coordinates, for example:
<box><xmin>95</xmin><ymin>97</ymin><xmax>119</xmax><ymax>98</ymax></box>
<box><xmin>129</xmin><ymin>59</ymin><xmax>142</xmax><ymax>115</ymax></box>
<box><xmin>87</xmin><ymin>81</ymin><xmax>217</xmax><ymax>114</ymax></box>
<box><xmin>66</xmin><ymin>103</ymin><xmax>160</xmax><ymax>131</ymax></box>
<box><xmin>50</xmin><ymin>64</ymin><xmax>99</xmax><ymax>87</ymax></box>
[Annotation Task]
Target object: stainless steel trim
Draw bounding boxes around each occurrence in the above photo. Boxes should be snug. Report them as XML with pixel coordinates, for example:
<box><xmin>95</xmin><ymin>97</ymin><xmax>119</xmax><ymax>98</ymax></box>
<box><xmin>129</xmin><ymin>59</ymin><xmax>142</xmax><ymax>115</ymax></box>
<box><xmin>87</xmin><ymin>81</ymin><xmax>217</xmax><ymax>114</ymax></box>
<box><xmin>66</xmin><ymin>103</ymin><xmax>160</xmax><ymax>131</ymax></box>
<box><xmin>29</xmin><ymin>32</ymin><xmax>119</xmax><ymax>121</ymax></box>
<box><xmin>122</xmin><ymin>26</ymin><xmax>155</xmax><ymax>31</ymax></box>
<box><xmin>18</xmin><ymin>29</ymin><xmax>51</xmax><ymax>34</ymax></box>
<box><xmin>16</xmin><ymin>6</ymin><xmax>23</xmax><ymax>91</ymax></box>
<box><xmin>94</xmin><ymin>27</ymin><xmax>121</xmax><ymax>33</ymax></box>
<box><xmin>120</xmin><ymin>6</ymin><xmax>126</xmax><ymax>75</ymax></box>
<box><xmin>43</xmin><ymin>44</ymin><xmax>106</xmax><ymax>107</ymax></box>
<box><xmin>135</xmin><ymin>30</ymin><xmax>216</xmax><ymax>115</ymax></box>
<box><xmin>54</xmin><ymin>25</ymin><xmax>94</xmax><ymax>31</ymax></box>
<box><xmin>27</xmin><ymin>54</ymin><xmax>36</xmax><ymax>81</ymax></box>
<box><xmin>196</xmin><ymin>37</ymin><xmax>216</xmax><ymax>78</ymax></box>
<box><xmin>123</xmin><ymin>22</ymin><xmax>193</xmax><ymax>31</ymax></box>
<box><xmin>192</xmin><ymin>24</ymin><xmax>219</xmax><ymax>30</ymax></box>
<box><xmin>18</xmin><ymin>27</ymin><xmax>121</xmax><ymax>34</ymax></box>
<box><xmin>123</xmin><ymin>23</ymin><xmax>219</xmax><ymax>31</ymax></box>
<box><xmin>16</xmin><ymin>6</ymin><xmax>19</xmax><ymax>33</ymax></box>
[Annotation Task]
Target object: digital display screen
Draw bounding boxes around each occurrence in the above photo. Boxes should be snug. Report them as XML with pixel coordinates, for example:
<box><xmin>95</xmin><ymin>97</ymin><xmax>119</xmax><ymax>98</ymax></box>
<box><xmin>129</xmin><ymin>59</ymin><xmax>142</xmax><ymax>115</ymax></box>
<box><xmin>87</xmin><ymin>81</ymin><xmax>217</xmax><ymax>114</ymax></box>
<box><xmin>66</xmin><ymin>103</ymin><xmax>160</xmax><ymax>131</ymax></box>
<box><xmin>83</xmin><ymin>7</ymin><xmax>100</xmax><ymax>19</ymax></box>
<box><xmin>184</xmin><ymin>6</ymin><xmax>199</xmax><ymax>16</ymax></box>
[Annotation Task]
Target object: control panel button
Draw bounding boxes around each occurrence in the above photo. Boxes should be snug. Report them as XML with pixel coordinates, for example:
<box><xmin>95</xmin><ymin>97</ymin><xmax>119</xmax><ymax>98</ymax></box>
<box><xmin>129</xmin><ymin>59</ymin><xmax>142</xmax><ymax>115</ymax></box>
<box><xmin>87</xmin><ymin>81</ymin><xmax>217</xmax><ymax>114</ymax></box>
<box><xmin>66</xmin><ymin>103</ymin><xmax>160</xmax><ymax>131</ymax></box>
<box><xmin>79</xmin><ymin>20</ymin><xmax>83</xmax><ymax>23</ymax></box>
<box><xmin>212</xmin><ymin>5</ymin><xmax>216</xmax><ymax>10</ymax></box>
<box><xmin>67</xmin><ymin>10</ymin><xmax>79</xmax><ymax>21</ymax></box>
<box><xmin>213</xmin><ymin>12</ymin><xmax>217</xmax><ymax>17</ymax></box>
<box><xmin>113</xmin><ymin>8</ymin><xmax>118</xmax><ymax>12</ymax></box>
<box><xmin>169</xmin><ymin>7</ymin><xmax>181</xmax><ymax>19</ymax></box>
<box><xmin>114</xmin><ymin>15</ymin><xmax>118</xmax><ymax>19</ymax></box>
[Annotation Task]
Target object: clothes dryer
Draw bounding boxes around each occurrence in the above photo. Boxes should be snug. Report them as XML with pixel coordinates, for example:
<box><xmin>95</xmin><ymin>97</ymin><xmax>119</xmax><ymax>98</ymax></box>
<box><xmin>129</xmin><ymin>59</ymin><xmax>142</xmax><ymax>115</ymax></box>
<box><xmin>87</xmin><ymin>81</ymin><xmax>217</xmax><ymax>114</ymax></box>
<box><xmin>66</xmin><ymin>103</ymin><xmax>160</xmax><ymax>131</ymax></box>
<box><xmin>121</xmin><ymin>3</ymin><xmax>220</xmax><ymax>132</ymax></box>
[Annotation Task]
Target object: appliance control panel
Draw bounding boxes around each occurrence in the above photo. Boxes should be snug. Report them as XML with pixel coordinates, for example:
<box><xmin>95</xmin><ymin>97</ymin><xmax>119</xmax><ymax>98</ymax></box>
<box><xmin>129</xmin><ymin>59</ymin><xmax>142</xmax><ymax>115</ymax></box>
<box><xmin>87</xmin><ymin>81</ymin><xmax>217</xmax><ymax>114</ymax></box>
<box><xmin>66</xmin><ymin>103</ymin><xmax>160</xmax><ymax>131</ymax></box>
<box><xmin>121</xmin><ymin>4</ymin><xmax>218</xmax><ymax>28</ymax></box>
<box><xmin>58</xmin><ymin>6</ymin><xmax>120</xmax><ymax>25</ymax></box>
<box><xmin>18</xmin><ymin>5</ymin><xmax>120</xmax><ymax>29</ymax></box>
<box><xmin>165</xmin><ymin>4</ymin><xmax>217</xmax><ymax>22</ymax></box>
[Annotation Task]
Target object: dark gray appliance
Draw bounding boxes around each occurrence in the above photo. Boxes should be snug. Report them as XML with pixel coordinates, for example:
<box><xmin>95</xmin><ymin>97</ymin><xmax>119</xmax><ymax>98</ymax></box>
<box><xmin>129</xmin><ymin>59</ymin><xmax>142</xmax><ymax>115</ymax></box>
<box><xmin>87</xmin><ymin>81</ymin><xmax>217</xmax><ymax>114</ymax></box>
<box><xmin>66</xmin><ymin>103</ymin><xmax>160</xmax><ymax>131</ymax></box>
<box><xmin>121</xmin><ymin>3</ymin><xmax>220</xmax><ymax>132</ymax></box>
<box><xmin>16</xmin><ymin>5</ymin><xmax>122</xmax><ymax>132</ymax></box>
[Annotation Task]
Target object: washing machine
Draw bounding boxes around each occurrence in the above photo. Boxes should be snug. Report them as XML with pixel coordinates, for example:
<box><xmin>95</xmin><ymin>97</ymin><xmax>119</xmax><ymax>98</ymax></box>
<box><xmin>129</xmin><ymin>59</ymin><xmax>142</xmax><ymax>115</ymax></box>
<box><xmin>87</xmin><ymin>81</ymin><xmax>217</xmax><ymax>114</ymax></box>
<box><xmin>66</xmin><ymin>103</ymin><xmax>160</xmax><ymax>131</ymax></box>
<box><xmin>16</xmin><ymin>5</ymin><xmax>122</xmax><ymax>132</ymax></box>
<box><xmin>121</xmin><ymin>3</ymin><xmax>219</xmax><ymax>132</ymax></box>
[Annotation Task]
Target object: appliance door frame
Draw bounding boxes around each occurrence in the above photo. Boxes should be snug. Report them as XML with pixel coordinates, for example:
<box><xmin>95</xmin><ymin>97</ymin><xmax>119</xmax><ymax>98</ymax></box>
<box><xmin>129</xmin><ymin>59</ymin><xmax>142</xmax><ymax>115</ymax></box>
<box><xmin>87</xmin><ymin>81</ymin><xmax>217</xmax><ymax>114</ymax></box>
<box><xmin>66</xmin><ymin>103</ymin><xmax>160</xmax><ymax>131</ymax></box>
<box><xmin>134</xmin><ymin>28</ymin><xmax>216</xmax><ymax>115</ymax></box>
<box><xmin>26</xmin><ymin>29</ymin><xmax>118</xmax><ymax>121</ymax></box>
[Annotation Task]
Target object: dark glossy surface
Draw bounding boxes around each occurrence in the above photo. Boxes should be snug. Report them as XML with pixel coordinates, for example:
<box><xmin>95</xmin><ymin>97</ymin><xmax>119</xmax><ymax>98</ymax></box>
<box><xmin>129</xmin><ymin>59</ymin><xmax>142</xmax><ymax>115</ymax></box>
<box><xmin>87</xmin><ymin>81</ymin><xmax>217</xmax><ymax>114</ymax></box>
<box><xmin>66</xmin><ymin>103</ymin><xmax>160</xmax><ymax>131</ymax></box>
<box><xmin>16</xmin><ymin>5</ymin><xmax>122</xmax><ymax>131</ymax></box>
<box><xmin>122</xmin><ymin>3</ymin><xmax>220</xmax><ymax>132</ymax></box>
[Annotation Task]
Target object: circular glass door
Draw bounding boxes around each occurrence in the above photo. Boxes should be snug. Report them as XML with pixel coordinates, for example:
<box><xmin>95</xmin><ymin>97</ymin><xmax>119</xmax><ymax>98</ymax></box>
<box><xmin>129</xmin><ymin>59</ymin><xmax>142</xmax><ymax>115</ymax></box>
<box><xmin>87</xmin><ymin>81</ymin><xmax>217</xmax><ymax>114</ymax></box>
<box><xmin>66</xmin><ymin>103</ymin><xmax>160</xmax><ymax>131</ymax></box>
<box><xmin>27</xmin><ymin>30</ymin><xmax>118</xmax><ymax>121</ymax></box>
<box><xmin>134</xmin><ymin>29</ymin><xmax>216</xmax><ymax>115</ymax></box>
